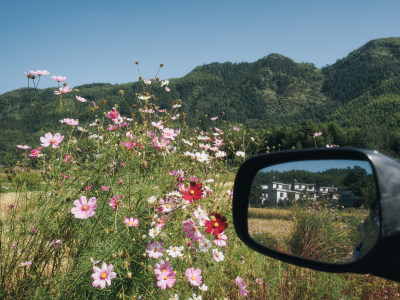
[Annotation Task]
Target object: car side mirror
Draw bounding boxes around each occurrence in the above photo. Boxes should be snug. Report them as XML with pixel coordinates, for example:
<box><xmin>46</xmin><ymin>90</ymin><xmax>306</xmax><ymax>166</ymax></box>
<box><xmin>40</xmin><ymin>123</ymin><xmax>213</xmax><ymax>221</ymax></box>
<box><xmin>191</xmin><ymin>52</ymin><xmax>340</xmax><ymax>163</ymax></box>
<box><xmin>233</xmin><ymin>148</ymin><xmax>400</xmax><ymax>282</ymax></box>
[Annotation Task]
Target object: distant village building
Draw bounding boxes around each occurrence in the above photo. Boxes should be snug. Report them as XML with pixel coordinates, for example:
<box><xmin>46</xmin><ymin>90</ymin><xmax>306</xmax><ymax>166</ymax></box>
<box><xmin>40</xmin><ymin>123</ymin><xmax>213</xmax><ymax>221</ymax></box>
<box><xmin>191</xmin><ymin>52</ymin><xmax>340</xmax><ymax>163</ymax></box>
<box><xmin>259</xmin><ymin>181</ymin><xmax>338</xmax><ymax>206</ymax></box>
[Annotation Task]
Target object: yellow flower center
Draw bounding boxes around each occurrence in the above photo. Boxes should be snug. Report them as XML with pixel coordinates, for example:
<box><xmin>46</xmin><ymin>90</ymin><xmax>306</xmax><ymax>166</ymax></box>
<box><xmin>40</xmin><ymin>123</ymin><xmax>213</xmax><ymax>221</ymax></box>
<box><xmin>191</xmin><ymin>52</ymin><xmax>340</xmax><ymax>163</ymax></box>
<box><xmin>128</xmin><ymin>222</ymin><xmax>134</xmax><ymax>226</ymax></box>
<box><xmin>166</xmin><ymin>204</ymin><xmax>170</xmax><ymax>208</ymax></box>
<box><xmin>50</xmin><ymin>139</ymin><xmax>55</xmax><ymax>143</ymax></box>
<box><xmin>213</xmin><ymin>222</ymin><xmax>219</xmax><ymax>228</ymax></box>
<box><xmin>100</xmin><ymin>272</ymin><xmax>107</xmax><ymax>279</ymax></box>
<box><xmin>217</xmin><ymin>234</ymin><xmax>221</xmax><ymax>239</ymax></box>
<box><xmin>153</xmin><ymin>230</ymin><xmax>158</xmax><ymax>235</ymax></box>
<box><xmin>83</xmin><ymin>205</ymin><xmax>88</xmax><ymax>210</ymax></box>
<box><xmin>164</xmin><ymin>275</ymin><xmax>168</xmax><ymax>280</ymax></box>
<box><xmin>190</xmin><ymin>190</ymin><xmax>195</xmax><ymax>195</ymax></box>
<box><xmin>162</xmin><ymin>268</ymin><xmax>166</xmax><ymax>272</ymax></box>
<box><xmin>154</xmin><ymin>248</ymin><xmax>158</xmax><ymax>252</ymax></box>
<box><xmin>191</xmin><ymin>276</ymin><xmax>196</xmax><ymax>280</ymax></box>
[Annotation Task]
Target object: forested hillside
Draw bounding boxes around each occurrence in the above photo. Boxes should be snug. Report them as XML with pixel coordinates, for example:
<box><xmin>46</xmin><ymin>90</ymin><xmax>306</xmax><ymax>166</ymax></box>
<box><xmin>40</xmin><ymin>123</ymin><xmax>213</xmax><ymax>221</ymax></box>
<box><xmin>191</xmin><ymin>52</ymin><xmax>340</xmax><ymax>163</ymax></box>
<box><xmin>1</xmin><ymin>37</ymin><xmax>400</xmax><ymax>167</ymax></box>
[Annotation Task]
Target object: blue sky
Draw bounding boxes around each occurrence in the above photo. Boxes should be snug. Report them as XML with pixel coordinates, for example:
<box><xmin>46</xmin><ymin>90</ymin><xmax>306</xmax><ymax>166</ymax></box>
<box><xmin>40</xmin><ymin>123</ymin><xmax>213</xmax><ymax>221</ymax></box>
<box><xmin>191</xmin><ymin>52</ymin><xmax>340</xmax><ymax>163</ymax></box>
<box><xmin>1</xmin><ymin>0</ymin><xmax>400</xmax><ymax>94</ymax></box>
<box><xmin>261</xmin><ymin>160</ymin><xmax>373</xmax><ymax>174</ymax></box>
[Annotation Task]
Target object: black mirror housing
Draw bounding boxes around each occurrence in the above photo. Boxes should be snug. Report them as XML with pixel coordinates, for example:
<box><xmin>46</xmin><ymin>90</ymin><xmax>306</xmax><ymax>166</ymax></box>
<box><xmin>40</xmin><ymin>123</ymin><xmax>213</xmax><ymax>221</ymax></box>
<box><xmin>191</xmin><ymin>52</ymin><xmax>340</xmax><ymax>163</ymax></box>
<box><xmin>233</xmin><ymin>148</ymin><xmax>400</xmax><ymax>282</ymax></box>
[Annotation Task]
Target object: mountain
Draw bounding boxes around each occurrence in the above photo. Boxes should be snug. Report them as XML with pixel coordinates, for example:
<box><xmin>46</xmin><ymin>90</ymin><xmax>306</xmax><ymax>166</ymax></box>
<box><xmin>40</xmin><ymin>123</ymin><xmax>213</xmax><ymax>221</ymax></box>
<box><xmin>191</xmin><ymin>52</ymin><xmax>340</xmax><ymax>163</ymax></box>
<box><xmin>1</xmin><ymin>37</ymin><xmax>400</xmax><ymax>166</ymax></box>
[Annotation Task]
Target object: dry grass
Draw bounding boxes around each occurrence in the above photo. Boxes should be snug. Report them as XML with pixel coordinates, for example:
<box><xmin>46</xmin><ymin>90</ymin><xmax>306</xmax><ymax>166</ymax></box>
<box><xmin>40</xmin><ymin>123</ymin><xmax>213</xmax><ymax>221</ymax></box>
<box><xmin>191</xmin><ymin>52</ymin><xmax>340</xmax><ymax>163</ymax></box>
<box><xmin>248</xmin><ymin>217</ymin><xmax>295</xmax><ymax>252</ymax></box>
<box><xmin>248</xmin><ymin>207</ymin><xmax>294</xmax><ymax>220</ymax></box>
<box><xmin>0</xmin><ymin>192</ymin><xmax>34</xmax><ymax>220</ymax></box>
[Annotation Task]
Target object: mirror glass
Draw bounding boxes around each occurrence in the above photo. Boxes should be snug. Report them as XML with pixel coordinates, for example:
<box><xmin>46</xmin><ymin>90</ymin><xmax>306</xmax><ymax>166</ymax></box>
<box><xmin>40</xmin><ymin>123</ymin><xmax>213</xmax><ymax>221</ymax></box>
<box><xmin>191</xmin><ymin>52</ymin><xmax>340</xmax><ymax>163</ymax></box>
<box><xmin>248</xmin><ymin>159</ymin><xmax>379</xmax><ymax>264</ymax></box>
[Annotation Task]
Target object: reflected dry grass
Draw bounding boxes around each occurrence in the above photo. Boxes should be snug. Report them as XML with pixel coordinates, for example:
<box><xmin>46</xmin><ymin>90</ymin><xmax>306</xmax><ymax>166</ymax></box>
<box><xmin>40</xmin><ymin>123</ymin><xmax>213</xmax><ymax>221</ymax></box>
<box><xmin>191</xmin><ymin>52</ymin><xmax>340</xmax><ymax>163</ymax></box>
<box><xmin>248</xmin><ymin>207</ymin><xmax>294</xmax><ymax>220</ymax></box>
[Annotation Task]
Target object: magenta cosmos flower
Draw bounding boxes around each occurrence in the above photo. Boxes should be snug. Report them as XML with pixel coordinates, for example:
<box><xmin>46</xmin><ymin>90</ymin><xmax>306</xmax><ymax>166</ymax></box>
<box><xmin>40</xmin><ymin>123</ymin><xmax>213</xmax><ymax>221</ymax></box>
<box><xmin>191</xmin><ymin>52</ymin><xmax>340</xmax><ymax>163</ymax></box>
<box><xmin>91</xmin><ymin>262</ymin><xmax>117</xmax><ymax>289</ymax></box>
<box><xmin>71</xmin><ymin>196</ymin><xmax>97</xmax><ymax>219</ymax></box>
<box><xmin>29</xmin><ymin>147</ymin><xmax>42</xmax><ymax>158</ymax></box>
<box><xmin>40</xmin><ymin>132</ymin><xmax>64</xmax><ymax>148</ymax></box>
<box><xmin>185</xmin><ymin>268</ymin><xmax>202</xmax><ymax>286</ymax></box>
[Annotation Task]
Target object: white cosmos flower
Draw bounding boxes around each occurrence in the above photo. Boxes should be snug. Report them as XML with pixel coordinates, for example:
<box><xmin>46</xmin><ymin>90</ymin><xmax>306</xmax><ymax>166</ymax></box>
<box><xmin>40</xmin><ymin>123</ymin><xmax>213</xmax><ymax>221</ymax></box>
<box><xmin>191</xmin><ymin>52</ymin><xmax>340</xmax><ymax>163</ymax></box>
<box><xmin>199</xmin><ymin>284</ymin><xmax>208</xmax><ymax>291</ymax></box>
<box><xmin>236</xmin><ymin>151</ymin><xmax>245</xmax><ymax>157</ymax></box>
<box><xmin>215</xmin><ymin>151</ymin><xmax>227</xmax><ymax>158</ymax></box>
<box><xmin>138</xmin><ymin>95</ymin><xmax>151</xmax><ymax>100</ymax></box>
<box><xmin>143</xmin><ymin>79</ymin><xmax>151</xmax><ymax>85</ymax></box>
<box><xmin>198</xmin><ymin>237</ymin><xmax>211</xmax><ymax>253</ymax></box>
<box><xmin>166</xmin><ymin>246</ymin><xmax>184</xmax><ymax>258</ymax></box>
<box><xmin>161</xmin><ymin>80</ymin><xmax>169</xmax><ymax>87</ymax></box>
<box><xmin>182</xmin><ymin>138</ymin><xmax>193</xmax><ymax>146</ymax></box>
<box><xmin>147</xmin><ymin>196</ymin><xmax>157</xmax><ymax>204</ymax></box>
<box><xmin>195</xmin><ymin>151</ymin><xmax>210</xmax><ymax>163</ymax></box>
<box><xmin>212</xmin><ymin>248</ymin><xmax>225</xmax><ymax>262</ymax></box>
<box><xmin>148</xmin><ymin>227</ymin><xmax>161</xmax><ymax>238</ymax></box>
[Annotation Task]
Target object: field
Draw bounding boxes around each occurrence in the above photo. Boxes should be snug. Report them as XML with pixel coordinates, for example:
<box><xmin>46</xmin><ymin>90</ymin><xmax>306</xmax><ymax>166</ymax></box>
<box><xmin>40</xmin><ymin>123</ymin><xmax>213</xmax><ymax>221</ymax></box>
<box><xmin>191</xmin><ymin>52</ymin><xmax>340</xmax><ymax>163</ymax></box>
<box><xmin>1</xmin><ymin>70</ymin><xmax>399</xmax><ymax>299</ymax></box>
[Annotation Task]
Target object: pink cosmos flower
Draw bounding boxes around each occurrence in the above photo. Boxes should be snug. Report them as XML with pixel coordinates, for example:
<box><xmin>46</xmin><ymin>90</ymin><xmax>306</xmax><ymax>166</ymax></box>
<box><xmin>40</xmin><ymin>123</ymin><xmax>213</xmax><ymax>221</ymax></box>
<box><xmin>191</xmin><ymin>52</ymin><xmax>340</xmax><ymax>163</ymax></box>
<box><xmin>30</xmin><ymin>69</ymin><xmax>49</xmax><ymax>76</ymax></box>
<box><xmin>185</xmin><ymin>268</ymin><xmax>202</xmax><ymax>286</ymax></box>
<box><xmin>61</xmin><ymin>118</ymin><xmax>79</xmax><ymax>126</ymax></box>
<box><xmin>91</xmin><ymin>262</ymin><xmax>117</xmax><ymax>289</ymax></box>
<box><xmin>105</xmin><ymin>109</ymin><xmax>119</xmax><ymax>120</ymax></box>
<box><xmin>182</xmin><ymin>219</ymin><xmax>203</xmax><ymax>242</ymax></box>
<box><xmin>154</xmin><ymin>216</ymin><xmax>166</xmax><ymax>228</ymax></box>
<box><xmin>101</xmin><ymin>186</ymin><xmax>110</xmax><ymax>191</ymax></box>
<box><xmin>256</xmin><ymin>278</ymin><xmax>263</xmax><ymax>285</ymax></box>
<box><xmin>50</xmin><ymin>239</ymin><xmax>62</xmax><ymax>247</ymax></box>
<box><xmin>40</xmin><ymin>132</ymin><xmax>64</xmax><ymax>148</ymax></box>
<box><xmin>109</xmin><ymin>195</ymin><xmax>123</xmax><ymax>210</ymax></box>
<box><xmin>214</xmin><ymin>232</ymin><xmax>228</xmax><ymax>247</ymax></box>
<box><xmin>157</xmin><ymin>271</ymin><xmax>176</xmax><ymax>290</ymax></box>
<box><xmin>19</xmin><ymin>261</ymin><xmax>32</xmax><ymax>267</ymax></box>
<box><xmin>152</xmin><ymin>120</ymin><xmax>164</xmax><ymax>130</ymax></box>
<box><xmin>146</xmin><ymin>241</ymin><xmax>165</xmax><ymax>258</ymax></box>
<box><xmin>210</xmin><ymin>116</ymin><xmax>218</xmax><ymax>121</ymax></box>
<box><xmin>62</xmin><ymin>154</ymin><xmax>73</xmax><ymax>163</ymax></box>
<box><xmin>162</xmin><ymin>128</ymin><xmax>177</xmax><ymax>140</ymax></box>
<box><xmin>71</xmin><ymin>196</ymin><xmax>97</xmax><ymax>219</ymax></box>
<box><xmin>107</xmin><ymin>125</ymin><xmax>119</xmax><ymax>131</ymax></box>
<box><xmin>212</xmin><ymin>248</ymin><xmax>224</xmax><ymax>262</ymax></box>
<box><xmin>235</xmin><ymin>276</ymin><xmax>248</xmax><ymax>297</ymax></box>
<box><xmin>313</xmin><ymin>131</ymin><xmax>323</xmax><ymax>137</ymax></box>
<box><xmin>121</xmin><ymin>141</ymin><xmax>142</xmax><ymax>149</ymax></box>
<box><xmin>29</xmin><ymin>147</ymin><xmax>42</xmax><ymax>158</ymax></box>
<box><xmin>233</xmin><ymin>126</ymin><xmax>240</xmax><ymax>131</ymax></box>
<box><xmin>154</xmin><ymin>260</ymin><xmax>173</xmax><ymax>276</ymax></box>
<box><xmin>124</xmin><ymin>217</ymin><xmax>139</xmax><ymax>227</ymax></box>
<box><xmin>152</xmin><ymin>136</ymin><xmax>170</xmax><ymax>150</ymax></box>
<box><xmin>76</xmin><ymin>96</ymin><xmax>87</xmax><ymax>102</ymax></box>
<box><xmin>17</xmin><ymin>145</ymin><xmax>31</xmax><ymax>149</ymax></box>
<box><xmin>54</xmin><ymin>86</ymin><xmax>72</xmax><ymax>95</ymax></box>
<box><xmin>51</xmin><ymin>75</ymin><xmax>66</xmax><ymax>82</ymax></box>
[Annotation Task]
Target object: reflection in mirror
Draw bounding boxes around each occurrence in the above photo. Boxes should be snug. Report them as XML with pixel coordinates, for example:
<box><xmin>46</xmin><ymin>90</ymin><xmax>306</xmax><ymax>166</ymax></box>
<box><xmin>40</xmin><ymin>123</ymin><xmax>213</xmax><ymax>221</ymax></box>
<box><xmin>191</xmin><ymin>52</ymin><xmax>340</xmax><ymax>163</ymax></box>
<box><xmin>248</xmin><ymin>159</ymin><xmax>379</xmax><ymax>264</ymax></box>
